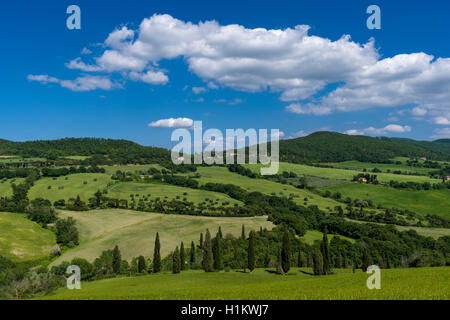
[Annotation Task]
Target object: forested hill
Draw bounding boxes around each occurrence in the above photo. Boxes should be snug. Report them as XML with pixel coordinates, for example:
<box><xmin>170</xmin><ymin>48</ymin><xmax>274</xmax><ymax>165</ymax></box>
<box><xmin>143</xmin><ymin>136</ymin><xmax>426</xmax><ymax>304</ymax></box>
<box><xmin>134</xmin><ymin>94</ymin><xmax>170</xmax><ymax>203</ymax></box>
<box><xmin>278</xmin><ymin>132</ymin><xmax>450</xmax><ymax>163</ymax></box>
<box><xmin>0</xmin><ymin>138</ymin><xmax>171</xmax><ymax>164</ymax></box>
<box><xmin>1</xmin><ymin>132</ymin><xmax>450</xmax><ymax>164</ymax></box>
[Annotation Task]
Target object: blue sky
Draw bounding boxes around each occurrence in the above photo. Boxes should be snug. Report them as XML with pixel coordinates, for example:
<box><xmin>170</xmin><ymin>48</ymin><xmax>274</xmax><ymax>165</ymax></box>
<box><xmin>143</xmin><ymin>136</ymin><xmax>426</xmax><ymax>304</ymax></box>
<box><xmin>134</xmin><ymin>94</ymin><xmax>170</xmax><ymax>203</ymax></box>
<box><xmin>1</xmin><ymin>0</ymin><xmax>450</xmax><ymax>148</ymax></box>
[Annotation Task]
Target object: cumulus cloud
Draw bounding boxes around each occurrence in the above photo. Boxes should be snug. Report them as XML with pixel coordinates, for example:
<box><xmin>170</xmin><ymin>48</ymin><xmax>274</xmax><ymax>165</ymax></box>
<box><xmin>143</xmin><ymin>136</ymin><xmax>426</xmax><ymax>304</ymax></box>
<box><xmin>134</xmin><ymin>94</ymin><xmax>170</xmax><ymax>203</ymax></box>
<box><xmin>30</xmin><ymin>13</ymin><xmax>450</xmax><ymax>117</ymax></box>
<box><xmin>433</xmin><ymin>116</ymin><xmax>450</xmax><ymax>125</ymax></box>
<box><xmin>345</xmin><ymin>124</ymin><xmax>412</xmax><ymax>136</ymax></box>
<box><xmin>192</xmin><ymin>87</ymin><xmax>206</xmax><ymax>94</ymax></box>
<box><xmin>148</xmin><ymin>117</ymin><xmax>194</xmax><ymax>128</ymax></box>
<box><xmin>28</xmin><ymin>74</ymin><xmax>119</xmax><ymax>92</ymax></box>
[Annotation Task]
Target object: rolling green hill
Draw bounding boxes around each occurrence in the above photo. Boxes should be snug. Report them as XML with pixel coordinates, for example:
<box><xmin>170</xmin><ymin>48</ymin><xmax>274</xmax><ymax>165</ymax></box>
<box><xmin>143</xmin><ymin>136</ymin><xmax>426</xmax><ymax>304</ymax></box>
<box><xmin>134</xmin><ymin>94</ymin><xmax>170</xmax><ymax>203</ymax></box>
<box><xmin>52</xmin><ymin>209</ymin><xmax>274</xmax><ymax>264</ymax></box>
<box><xmin>41</xmin><ymin>267</ymin><xmax>450</xmax><ymax>300</ymax></box>
<box><xmin>0</xmin><ymin>212</ymin><xmax>56</xmax><ymax>261</ymax></box>
<box><xmin>277</xmin><ymin>132</ymin><xmax>450</xmax><ymax>163</ymax></box>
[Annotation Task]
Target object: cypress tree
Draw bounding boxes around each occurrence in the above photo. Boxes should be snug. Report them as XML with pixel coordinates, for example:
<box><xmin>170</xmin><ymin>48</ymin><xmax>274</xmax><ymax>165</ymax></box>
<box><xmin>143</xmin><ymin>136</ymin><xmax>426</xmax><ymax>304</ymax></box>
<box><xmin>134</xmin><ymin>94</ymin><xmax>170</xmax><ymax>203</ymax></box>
<box><xmin>112</xmin><ymin>245</ymin><xmax>121</xmax><ymax>274</ymax></box>
<box><xmin>202</xmin><ymin>229</ymin><xmax>213</xmax><ymax>272</ymax></box>
<box><xmin>190</xmin><ymin>241</ymin><xmax>195</xmax><ymax>266</ymax></box>
<box><xmin>297</xmin><ymin>251</ymin><xmax>305</xmax><ymax>267</ymax></box>
<box><xmin>241</xmin><ymin>224</ymin><xmax>246</xmax><ymax>240</ymax></box>
<box><xmin>313</xmin><ymin>247</ymin><xmax>324</xmax><ymax>275</ymax></box>
<box><xmin>153</xmin><ymin>232</ymin><xmax>161</xmax><ymax>273</ymax></box>
<box><xmin>307</xmin><ymin>252</ymin><xmax>313</xmax><ymax>268</ymax></box>
<box><xmin>362</xmin><ymin>246</ymin><xmax>371</xmax><ymax>272</ymax></box>
<box><xmin>172</xmin><ymin>247</ymin><xmax>181</xmax><ymax>274</ymax></box>
<box><xmin>218</xmin><ymin>226</ymin><xmax>223</xmax><ymax>239</ymax></box>
<box><xmin>321</xmin><ymin>227</ymin><xmax>330</xmax><ymax>274</ymax></box>
<box><xmin>180</xmin><ymin>242</ymin><xmax>186</xmax><ymax>270</ymax></box>
<box><xmin>199</xmin><ymin>232</ymin><xmax>204</xmax><ymax>249</ymax></box>
<box><xmin>138</xmin><ymin>255</ymin><xmax>147</xmax><ymax>273</ymax></box>
<box><xmin>276</xmin><ymin>248</ymin><xmax>282</xmax><ymax>275</ymax></box>
<box><xmin>213</xmin><ymin>232</ymin><xmax>223</xmax><ymax>271</ymax></box>
<box><xmin>248</xmin><ymin>231</ymin><xmax>255</xmax><ymax>272</ymax></box>
<box><xmin>281</xmin><ymin>229</ymin><xmax>290</xmax><ymax>274</ymax></box>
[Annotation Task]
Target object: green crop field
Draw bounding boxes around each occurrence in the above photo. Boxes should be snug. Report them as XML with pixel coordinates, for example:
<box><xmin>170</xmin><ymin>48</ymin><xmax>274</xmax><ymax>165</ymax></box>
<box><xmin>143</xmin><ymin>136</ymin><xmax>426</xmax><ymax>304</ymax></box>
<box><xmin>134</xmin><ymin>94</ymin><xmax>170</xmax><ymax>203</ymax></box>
<box><xmin>0</xmin><ymin>212</ymin><xmax>56</xmax><ymax>261</ymax></box>
<box><xmin>102</xmin><ymin>164</ymin><xmax>163</xmax><ymax>175</ymax></box>
<box><xmin>189</xmin><ymin>167</ymin><xmax>341</xmax><ymax>211</ymax></box>
<box><xmin>107</xmin><ymin>182</ymin><xmax>242</xmax><ymax>206</ymax></box>
<box><xmin>27</xmin><ymin>173</ymin><xmax>112</xmax><ymax>203</ymax></box>
<box><xmin>326</xmin><ymin>183</ymin><xmax>450</xmax><ymax>219</ymax></box>
<box><xmin>52</xmin><ymin>209</ymin><xmax>274</xmax><ymax>264</ymax></box>
<box><xmin>41</xmin><ymin>267</ymin><xmax>450</xmax><ymax>300</ymax></box>
<box><xmin>323</xmin><ymin>160</ymin><xmax>435</xmax><ymax>175</ymax></box>
<box><xmin>245</xmin><ymin>162</ymin><xmax>439</xmax><ymax>184</ymax></box>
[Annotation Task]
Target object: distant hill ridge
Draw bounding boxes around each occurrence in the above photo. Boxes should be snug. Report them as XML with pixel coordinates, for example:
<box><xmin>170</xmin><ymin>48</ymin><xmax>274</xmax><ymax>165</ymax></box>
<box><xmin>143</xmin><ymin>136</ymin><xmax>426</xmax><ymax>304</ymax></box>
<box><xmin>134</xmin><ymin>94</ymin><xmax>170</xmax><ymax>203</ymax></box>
<box><xmin>1</xmin><ymin>132</ymin><xmax>450</xmax><ymax>163</ymax></box>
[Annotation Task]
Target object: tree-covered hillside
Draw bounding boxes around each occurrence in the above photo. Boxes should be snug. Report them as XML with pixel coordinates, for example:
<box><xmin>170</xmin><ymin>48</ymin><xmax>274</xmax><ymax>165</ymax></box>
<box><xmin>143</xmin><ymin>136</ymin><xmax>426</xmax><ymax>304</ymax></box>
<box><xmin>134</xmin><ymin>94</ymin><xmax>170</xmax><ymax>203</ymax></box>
<box><xmin>0</xmin><ymin>138</ymin><xmax>170</xmax><ymax>164</ymax></box>
<box><xmin>278</xmin><ymin>132</ymin><xmax>450</xmax><ymax>163</ymax></box>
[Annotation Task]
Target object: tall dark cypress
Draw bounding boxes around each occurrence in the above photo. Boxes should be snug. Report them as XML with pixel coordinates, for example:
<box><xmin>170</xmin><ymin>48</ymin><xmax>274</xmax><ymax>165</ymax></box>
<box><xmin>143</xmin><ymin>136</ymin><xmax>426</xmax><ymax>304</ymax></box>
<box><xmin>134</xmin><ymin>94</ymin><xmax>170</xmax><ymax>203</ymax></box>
<box><xmin>362</xmin><ymin>246</ymin><xmax>371</xmax><ymax>272</ymax></box>
<box><xmin>241</xmin><ymin>224</ymin><xmax>246</xmax><ymax>240</ymax></box>
<box><xmin>248</xmin><ymin>231</ymin><xmax>255</xmax><ymax>272</ymax></box>
<box><xmin>190</xmin><ymin>241</ymin><xmax>195</xmax><ymax>266</ymax></box>
<box><xmin>297</xmin><ymin>251</ymin><xmax>305</xmax><ymax>268</ymax></box>
<box><xmin>112</xmin><ymin>245</ymin><xmax>121</xmax><ymax>274</ymax></box>
<box><xmin>172</xmin><ymin>247</ymin><xmax>181</xmax><ymax>274</ymax></box>
<box><xmin>202</xmin><ymin>229</ymin><xmax>213</xmax><ymax>272</ymax></box>
<box><xmin>153</xmin><ymin>232</ymin><xmax>161</xmax><ymax>273</ymax></box>
<box><xmin>199</xmin><ymin>232</ymin><xmax>204</xmax><ymax>249</ymax></box>
<box><xmin>180</xmin><ymin>242</ymin><xmax>186</xmax><ymax>270</ymax></box>
<box><xmin>321</xmin><ymin>227</ymin><xmax>331</xmax><ymax>274</ymax></box>
<box><xmin>138</xmin><ymin>255</ymin><xmax>146</xmax><ymax>273</ymax></box>
<box><xmin>313</xmin><ymin>247</ymin><xmax>324</xmax><ymax>275</ymax></box>
<box><xmin>281</xmin><ymin>229</ymin><xmax>290</xmax><ymax>274</ymax></box>
<box><xmin>218</xmin><ymin>226</ymin><xmax>223</xmax><ymax>239</ymax></box>
<box><xmin>213</xmin><ymin>231</ymin><xmax>223</xmax><ymax>270</ymax></box>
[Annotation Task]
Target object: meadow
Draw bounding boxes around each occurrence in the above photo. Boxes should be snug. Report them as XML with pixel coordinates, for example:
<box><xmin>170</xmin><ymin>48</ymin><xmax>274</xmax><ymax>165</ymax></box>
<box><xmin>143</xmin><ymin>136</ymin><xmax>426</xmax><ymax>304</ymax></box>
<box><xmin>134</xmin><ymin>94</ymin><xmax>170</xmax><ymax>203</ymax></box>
<box><xmin>325</xmin><ymin>182</ymin><xmax>450</xmax><ymax>219</ymax></box>
<box><xmin>0</xmin><ymin>212</ymin><xmax>56</xmax><ymax>261</ymax></box>
<box><xmin>324</xmin><ymin>159</ymin><xmax>434</xmax><ymax>175</ymax></box>
<box><xmin>27</xmin><ymin>173</ymin><xmax>112</xmax><ymax>203</ymax></box>
<box><xmin>0</xmin><ymin>178</ymin><xmax>25</xmax><ymax>197</ymax></box>
<box><xmin>41</xmin><ymin>267</ymin><xmax>450</xmax><ymax>300</ymax></box>
<box><xmin>107</xmin><ymin>181</ymin><xmax>242</xmax><ymax>206</ymax></box>
<box><xmin>189</xmin><ymin>166</ymin><xmax>342</xmax><ymax>211</ymax></box>
<box><xmin>245</xmin><ymin>162</ymin><xmax>439</xmax><ymax>184</ymax></box>
<box><xmin>52</xmin><ymin>209</ymin><xmax>274</xmax><ymax>264</ymax></box>
<box><xmin>300</xmin><ymin>230</ymin><xmax>355</xmax><ymax>244</ymax></box>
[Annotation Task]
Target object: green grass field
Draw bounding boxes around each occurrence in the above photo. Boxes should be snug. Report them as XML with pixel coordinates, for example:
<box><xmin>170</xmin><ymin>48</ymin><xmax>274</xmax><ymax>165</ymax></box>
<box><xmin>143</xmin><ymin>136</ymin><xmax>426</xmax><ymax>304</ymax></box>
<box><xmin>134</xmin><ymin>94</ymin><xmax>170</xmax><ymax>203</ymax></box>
<box><xmin>0</xmin><ymin>212</ymin><xmax>56</xmax><ymax>261</ymax></box>
<box><xmin>0</xmin><ymin>178</ymin><xmax>25</xmax><ymax>197</ymax></box>
<box><xmin>107</xmin><ymin>182</ymin><xmax>242</xmax><ymax>206</ymax></box>
<box><xmin>102</xmin><ymin>164</ymin><xmax>163</xmax><ymax>175</ymax></box>
<box><xmin>326</xmin><ymin>182</ymin><xmax>450</xmax><ymax>219</ymax></box>
<box><xmin>41</xmin><ymin>267</ymin><xmax>450</xmax><ymax>300</ymax></box>
<box><xmin>52</xmin><ymin>209</ymin><xmax>274</xmax><ymax>265</ymax></box>
<box><xmin>245</xmin><ymin>162</ymin><xmax>439</xmax><ymax>184</ymax></box>
<box><xmin>323</xmin><ymin>160</ymin><xmax>434</xmax><ymax>175</ymax></box>
<box><xmin>28</xmin><ymin>173</ymin><xmax>112</xmax><ymax>203</ymax></box>
<box><xmin>189</xmin><ymin>167</ymin><xmax>341</xmax><ymax>212</ymax></box>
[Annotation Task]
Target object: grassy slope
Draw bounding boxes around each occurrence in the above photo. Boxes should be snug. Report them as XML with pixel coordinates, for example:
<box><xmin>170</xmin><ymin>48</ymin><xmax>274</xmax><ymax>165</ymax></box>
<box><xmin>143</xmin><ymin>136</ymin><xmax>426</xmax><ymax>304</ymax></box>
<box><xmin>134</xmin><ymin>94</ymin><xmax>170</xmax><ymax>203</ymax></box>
<box><xmin>101</xmin><ymin>164</ymin><xmax>163</xmax><ymax>175</ymax></box>
<box><xmin>52</xmin><ymin>209</ymin><xmax>274</xmax><ymax>264</ymax></box>
<box><xmin>0</xmin><ymin>178</ymin><xmax>25</xmax><ymax>197</ymax></box>
<box><xmin>28</xmin><ymin>173</ymin><xmax>111</xmax><ymax>203</ymax></box>
<box><xmin>42</xmin><ymin>267</ymin><xmax>450</xmax><ymax>300</ymax></box>
<box><xmin>190</xmin><ymin>167</ymin><xmax>341</xmax><ymax>211</ymax></box>
<box><xmin>0</xmin><ymin>212</ymin><xmax>56</xmax><ymax>260</ymax></box>
<box><xmin>326</xmin><ymin>183</ymin><xmax>450</xmax><ymax>219</ymax></box>
<box><xmin>246</xmin><ymin>162</ymin><xmax>439</xmax><ymax>184</ymax></box>
<box><xmin>324</xmin><ymin>160</ymin><xmax>434</xmax><ymax>175</ymax></box>
<box><xmin>107</xmin><ymin>182</ymin><xmax>242</xmax><ymax>206</ymax></box>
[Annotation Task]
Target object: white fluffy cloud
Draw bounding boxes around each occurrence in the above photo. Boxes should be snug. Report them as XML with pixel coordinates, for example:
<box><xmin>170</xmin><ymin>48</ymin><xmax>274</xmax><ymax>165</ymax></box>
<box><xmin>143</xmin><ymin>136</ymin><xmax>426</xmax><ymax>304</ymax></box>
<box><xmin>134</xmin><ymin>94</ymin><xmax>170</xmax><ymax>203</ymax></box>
<box><xmin>28</xmin><ymin>74</ymin><xmax>119</xmax><ymax>92</ymax></box>
<box><xmin>345</xmin><ymin>124</ymin><xmax>412</xmax><ymax>136</ymax></box>
<box><xmin>148</xmin><ymin>117</ymin><xmax>194</xmax><ymax>128</ymax></box>
<box><xmin>433</xmin><ymin>116</ymin><xmax>450</xmax><ymax>125</ymax></box>
<box><xmin>30</xmin><ymin>13</ymin><xmax>450</xmax><ymax>120</ymax></box>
